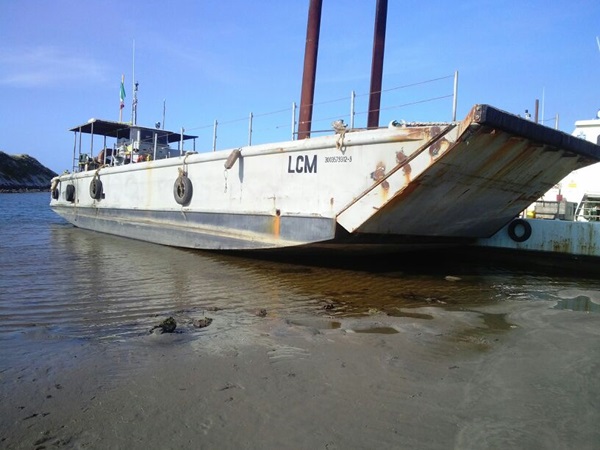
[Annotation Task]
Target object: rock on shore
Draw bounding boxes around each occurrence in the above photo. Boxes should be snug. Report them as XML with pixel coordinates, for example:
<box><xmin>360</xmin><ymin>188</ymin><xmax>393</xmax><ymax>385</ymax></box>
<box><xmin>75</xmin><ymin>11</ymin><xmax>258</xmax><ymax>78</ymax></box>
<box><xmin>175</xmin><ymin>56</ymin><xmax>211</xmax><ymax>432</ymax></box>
<box><xmin>0</xmin><ymin>151</ymin><xmax>57</xmax><ymax>192</ymax></box>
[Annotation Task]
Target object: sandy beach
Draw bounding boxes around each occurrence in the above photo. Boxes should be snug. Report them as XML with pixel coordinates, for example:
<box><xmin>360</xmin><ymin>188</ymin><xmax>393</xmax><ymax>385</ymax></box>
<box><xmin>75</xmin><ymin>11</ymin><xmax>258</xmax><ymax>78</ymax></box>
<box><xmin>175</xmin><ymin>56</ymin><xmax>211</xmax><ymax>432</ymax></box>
<box><xmin>2</xmin><ymin>299</ymin><xmax>599</xmax><ymax>450</ymax></box>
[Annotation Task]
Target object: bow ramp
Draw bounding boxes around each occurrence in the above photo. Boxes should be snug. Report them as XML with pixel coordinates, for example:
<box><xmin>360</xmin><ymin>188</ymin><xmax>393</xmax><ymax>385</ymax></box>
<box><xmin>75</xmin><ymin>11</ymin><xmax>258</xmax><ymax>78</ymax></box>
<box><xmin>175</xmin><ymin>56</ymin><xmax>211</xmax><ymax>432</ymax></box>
<box><xmin>338</xmin><ymin>104</ymin><xmax>600</xmax><ymax>239</ymax></box>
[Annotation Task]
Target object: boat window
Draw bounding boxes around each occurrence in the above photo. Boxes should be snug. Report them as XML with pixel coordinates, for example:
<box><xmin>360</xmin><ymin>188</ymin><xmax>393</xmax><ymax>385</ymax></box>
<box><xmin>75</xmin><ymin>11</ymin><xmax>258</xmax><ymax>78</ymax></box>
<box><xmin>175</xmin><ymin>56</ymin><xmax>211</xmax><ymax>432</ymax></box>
<box><xmin>140</xmin><ymin>129</ymin><xmax>154</xmax><ymax>143</ymax></box>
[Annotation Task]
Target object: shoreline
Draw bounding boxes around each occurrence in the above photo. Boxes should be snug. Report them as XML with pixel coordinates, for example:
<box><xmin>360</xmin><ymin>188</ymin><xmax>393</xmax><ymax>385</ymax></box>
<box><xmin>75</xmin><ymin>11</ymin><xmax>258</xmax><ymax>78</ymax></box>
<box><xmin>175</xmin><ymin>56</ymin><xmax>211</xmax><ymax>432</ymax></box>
<box><xmin>2</xmin><ymin>303</ymin><xmax>599</xmax><ymax>449</ymax></box>
<box><xmin>0</xmin><ymin>188</ymin><xmax>50</xmax><ymax>193</ymax></box>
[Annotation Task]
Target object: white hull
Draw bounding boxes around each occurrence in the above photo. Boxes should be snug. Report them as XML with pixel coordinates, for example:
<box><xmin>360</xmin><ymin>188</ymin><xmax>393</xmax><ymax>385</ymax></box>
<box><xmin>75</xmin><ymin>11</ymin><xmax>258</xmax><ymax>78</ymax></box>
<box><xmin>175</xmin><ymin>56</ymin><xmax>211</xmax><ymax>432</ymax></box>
<box><xmin>50</xmin><ymin>105</ymin><xmax>600</xmax><ymax>252</ymax></box>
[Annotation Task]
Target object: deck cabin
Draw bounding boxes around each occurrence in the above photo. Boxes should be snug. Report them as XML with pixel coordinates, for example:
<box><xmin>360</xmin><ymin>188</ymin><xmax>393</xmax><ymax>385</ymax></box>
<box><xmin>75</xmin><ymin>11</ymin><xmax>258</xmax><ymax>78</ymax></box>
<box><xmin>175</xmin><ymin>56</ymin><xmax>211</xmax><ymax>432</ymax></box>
<box><xmin>69</xmin><ymin>119</ymin><xmax>197</xmax><ymax>171</ymax></box>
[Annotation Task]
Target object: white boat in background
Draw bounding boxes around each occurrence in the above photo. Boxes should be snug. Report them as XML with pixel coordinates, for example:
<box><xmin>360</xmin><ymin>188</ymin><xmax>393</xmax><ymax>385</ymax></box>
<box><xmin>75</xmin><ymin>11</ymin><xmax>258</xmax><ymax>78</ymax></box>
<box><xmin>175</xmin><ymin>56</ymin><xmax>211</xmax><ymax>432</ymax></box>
<box><xmin>48</xmin><ymin>2</ymin><xmax>600</xmax><ymax>255</ymax></box>
<box><xmin>534</xmin><ymin>110</ymin><xmax>600</xmax><ymax>221</ymax></box>
<box><xmin>476</xmin><ymin>110</ymin><xmax>600</xmax><ymax>262</ymax></box>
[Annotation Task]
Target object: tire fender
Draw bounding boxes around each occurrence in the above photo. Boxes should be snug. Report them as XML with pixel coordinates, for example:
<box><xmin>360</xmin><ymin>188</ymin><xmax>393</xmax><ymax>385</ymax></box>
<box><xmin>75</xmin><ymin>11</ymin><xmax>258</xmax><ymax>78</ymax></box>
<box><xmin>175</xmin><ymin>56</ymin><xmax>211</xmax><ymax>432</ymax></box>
<box><xmin>89</xmin><ymin>178</ymin><xmax>103</xmax><ymax>200</ymax></box>
<box><xmin>173</xmin><ymin>176</ymin><xmax>193</xmax><ymax>206</ymax></box>
<box><xmin>65</xmin><ymin>184</ymin><xmax>76</xmax><ymax>203</ymax></box>
<box><xmin>507</xmin><ymin>219</ymin><xmax>532</xmax><ymax>242</ymax></box>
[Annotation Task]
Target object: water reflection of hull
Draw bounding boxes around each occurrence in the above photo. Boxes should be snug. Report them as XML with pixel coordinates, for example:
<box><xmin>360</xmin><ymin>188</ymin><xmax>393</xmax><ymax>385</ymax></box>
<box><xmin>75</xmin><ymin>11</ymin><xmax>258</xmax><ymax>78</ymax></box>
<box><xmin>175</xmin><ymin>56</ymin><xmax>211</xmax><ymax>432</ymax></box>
<box><xmin>554</xmin><ymin>296</ymin><xmax>600</xmax><ymax>313</ymax></box>
<box><xmin>40</xmin><ymin>227</ymin><xmax>504</xmax><ymax>336</ymax></box>
<box><xmin>1</xmin><ymin>222</ymin><xmax>584</xmax><ymax>344</ymax></box>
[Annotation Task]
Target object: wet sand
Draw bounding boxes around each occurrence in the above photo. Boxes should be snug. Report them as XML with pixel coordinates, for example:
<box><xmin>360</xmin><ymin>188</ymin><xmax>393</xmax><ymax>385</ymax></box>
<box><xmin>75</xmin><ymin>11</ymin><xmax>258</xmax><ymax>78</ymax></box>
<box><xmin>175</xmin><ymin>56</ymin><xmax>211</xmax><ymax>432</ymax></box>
<box><xmin>2</xmin><ymin>301</ymin><xmax>599</xmax><ymax>450</ymax></box>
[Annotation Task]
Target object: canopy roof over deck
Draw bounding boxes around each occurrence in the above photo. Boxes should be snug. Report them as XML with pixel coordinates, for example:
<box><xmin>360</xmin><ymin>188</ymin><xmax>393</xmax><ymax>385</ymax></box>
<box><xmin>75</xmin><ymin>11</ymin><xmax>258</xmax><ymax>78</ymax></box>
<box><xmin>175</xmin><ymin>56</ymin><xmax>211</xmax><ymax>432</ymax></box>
<box><xmin>69</xmin><ymin>118</ymin><xmax>197</xmax><ymax>143</ymax></box>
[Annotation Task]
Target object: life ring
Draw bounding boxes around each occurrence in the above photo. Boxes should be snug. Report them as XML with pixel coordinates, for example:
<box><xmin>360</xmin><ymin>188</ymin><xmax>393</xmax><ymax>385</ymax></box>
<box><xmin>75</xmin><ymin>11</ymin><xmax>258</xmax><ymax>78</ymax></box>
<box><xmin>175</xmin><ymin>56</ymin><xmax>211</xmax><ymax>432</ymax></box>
<box><xmin>89</xmin><ymin>178</ymin><xmax>103</xmax><ymax>200</ymax></box>
<box><xmin>507</xmin><ymin>218</ymin><xmax>532</xmax><ymax>242</ymax></box>
<box><xmin>65</xmin><ymin>184</ymin><xmax>76</xmax><ymax>203</ymax></box>
<box><xmin>173</xmin><ymin>175</ymin><xmax>193</xmax><ymax>205</ymax></box>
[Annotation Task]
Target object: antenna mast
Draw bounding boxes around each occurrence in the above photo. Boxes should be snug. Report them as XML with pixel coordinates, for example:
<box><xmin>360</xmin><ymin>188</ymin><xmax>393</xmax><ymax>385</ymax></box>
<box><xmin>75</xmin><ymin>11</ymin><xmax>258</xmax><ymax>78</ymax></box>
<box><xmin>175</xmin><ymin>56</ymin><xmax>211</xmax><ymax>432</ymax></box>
<box><xmin>131</xmin><ymin>40</ymin><xmax>138</xmax><ymax>125</ymax></box>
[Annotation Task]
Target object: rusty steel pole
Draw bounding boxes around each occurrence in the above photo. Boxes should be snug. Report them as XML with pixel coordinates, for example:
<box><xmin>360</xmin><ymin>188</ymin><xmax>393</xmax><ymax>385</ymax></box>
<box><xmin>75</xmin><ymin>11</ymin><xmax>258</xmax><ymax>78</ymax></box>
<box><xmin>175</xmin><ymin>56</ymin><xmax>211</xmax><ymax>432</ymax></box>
<box><xmin>298</xmin><ymin>0</ymin><xmax>322</xmax><ymax>140</ymax></box>
<box><xmin>367</xmin><ymin>0</ymin><xmax>388</xmax><ymax>129</ymax></box>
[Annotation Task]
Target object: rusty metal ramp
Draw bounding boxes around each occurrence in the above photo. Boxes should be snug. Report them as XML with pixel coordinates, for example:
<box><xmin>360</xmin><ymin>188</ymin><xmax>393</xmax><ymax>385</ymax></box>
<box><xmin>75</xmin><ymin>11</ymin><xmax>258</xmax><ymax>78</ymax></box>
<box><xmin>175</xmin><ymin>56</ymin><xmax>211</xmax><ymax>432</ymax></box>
<box><xmin>350</xmin><ymin>104</ymin><xmax>600</xmax><ymax>238</ymax></box>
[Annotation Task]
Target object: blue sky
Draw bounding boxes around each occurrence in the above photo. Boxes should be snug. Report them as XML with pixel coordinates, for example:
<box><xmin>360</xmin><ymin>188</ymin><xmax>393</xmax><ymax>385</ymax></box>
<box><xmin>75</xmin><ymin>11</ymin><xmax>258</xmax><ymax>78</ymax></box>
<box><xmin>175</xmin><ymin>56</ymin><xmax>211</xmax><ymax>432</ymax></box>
<box><xmin>1</xmin><ymin>0</ymin><xmax>599</xmax><ymax>174</ymax></box>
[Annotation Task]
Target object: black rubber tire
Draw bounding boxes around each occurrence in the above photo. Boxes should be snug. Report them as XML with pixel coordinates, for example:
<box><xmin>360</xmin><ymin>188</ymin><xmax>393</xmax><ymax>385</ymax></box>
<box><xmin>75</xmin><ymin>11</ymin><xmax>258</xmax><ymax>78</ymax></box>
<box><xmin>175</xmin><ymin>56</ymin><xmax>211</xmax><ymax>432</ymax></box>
<box><xmin>65</xmin><ymin>184</ymin><xmax>76</xmax><ymax>203</ymax></box>
<box><xmin>507</xmin><ymin>218</ymin><xmax>532</xmax><ymax>242</ymax></box>
<box><xmin>89</xmin><ymin>178</ymin><xmax>103</xmax><ymax>200</ymax></box>
<box><xmin>173</xmin><ymin>176</ymin><xmax>193</xmax><ymax>206</ymax></box>
<box><xmin>51</xmin><ymin>186</ymin><xmax>59</xmax><ymax>200</ymax></box>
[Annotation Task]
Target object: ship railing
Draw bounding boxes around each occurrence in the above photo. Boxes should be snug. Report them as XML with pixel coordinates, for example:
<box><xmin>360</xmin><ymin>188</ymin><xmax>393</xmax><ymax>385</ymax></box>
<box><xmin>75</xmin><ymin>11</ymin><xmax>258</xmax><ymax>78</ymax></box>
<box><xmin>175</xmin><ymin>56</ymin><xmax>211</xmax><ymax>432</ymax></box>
<box><xmin>69</xmin><ymin>72</ymin><xmax>458</xmax><ymax>171</ymax></box>
<box><xmin>182</xmin><ymin>72</ymin><xmax>458</xmax><ymax>153</ymax></box>
<box><xmin>576</xmin><ymin>195</ymin><xmax>600</xmax><ymax>222</ymax></box>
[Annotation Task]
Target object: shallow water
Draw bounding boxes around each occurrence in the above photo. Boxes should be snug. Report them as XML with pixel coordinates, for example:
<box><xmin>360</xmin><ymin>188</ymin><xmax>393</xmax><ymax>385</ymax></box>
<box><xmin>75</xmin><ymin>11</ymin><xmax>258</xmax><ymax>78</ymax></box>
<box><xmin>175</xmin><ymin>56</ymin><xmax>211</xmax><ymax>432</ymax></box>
<box><xmin>2</xmin><ymin>192</ymin><xmax>600</xmax><ymax>449</ymax></box>
<box><xmin>1</xmin><ymin>192</ymin><xmax>600</xmax><ymax>345</ymax></box>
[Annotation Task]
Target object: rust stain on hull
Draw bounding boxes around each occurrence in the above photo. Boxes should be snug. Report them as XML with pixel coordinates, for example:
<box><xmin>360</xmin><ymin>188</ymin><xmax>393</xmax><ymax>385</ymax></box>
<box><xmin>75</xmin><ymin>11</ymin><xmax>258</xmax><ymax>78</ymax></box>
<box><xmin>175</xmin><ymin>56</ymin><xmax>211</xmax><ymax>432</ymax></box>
<box><xmin>371</xmin><ymin>162</ymin><xmax>389</xmax><ymax>191</ymax></box>
<box><xmin>395</xmin><ymin>150</ymin><xmax>412</xmax><ymax>185</ymax></box>
<box><xmin>272</xmin><ymin>210</ymin><xmax>281</xmax><ymax>237</ymax></box>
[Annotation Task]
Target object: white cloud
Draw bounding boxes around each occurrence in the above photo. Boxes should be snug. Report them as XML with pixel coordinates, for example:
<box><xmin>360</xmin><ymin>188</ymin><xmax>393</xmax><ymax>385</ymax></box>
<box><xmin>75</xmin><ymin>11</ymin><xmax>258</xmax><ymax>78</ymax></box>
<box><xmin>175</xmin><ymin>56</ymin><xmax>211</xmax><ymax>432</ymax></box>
<box><xmin>0</xmin><ymin>46</ymin><xmax>110</xmax><ymax>88</ymax></box>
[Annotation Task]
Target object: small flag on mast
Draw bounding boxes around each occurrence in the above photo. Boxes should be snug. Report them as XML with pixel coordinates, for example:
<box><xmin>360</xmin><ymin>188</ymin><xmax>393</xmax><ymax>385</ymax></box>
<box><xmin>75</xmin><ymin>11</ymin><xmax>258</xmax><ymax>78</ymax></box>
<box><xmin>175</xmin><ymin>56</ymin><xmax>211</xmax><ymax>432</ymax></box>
<box><xmin>119</xmin><ymin>75</ymin><xmax>126</xmax><ymax>110</ymax></box>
